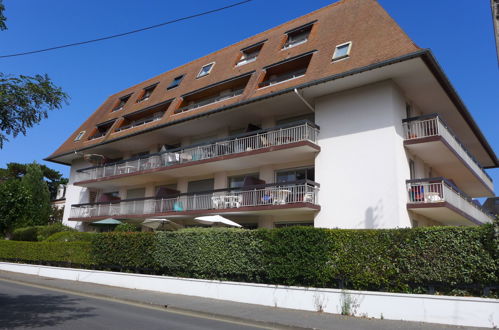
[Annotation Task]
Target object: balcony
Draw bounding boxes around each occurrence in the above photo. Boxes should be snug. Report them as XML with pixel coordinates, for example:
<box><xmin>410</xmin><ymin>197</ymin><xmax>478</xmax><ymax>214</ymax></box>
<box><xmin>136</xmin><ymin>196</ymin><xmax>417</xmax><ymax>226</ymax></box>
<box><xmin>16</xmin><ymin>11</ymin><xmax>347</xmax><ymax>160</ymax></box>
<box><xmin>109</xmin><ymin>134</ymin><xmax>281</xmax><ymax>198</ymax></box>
<box><xmin>403</xmin><ymin>114</ymin><xmax>493</xmax><ymax>196</ymax></box>
<box><xmin>74</xmin><ymin>121</ymin><xmax>320</xmax><ymax>186</ymax></box>
<box><xmin>406</xmin><ymin>178</ymin><xmax>494</xmax><ymax>226</ymax></box>
<box><xmin>69</xmin><ymin>181</ymin><xmax>320</xmax><ymax>221</ymax></box>
<box><xmin>258</xmin><ymin>68</ymin><xmax>307</xmax><ymax>88</ymax></box>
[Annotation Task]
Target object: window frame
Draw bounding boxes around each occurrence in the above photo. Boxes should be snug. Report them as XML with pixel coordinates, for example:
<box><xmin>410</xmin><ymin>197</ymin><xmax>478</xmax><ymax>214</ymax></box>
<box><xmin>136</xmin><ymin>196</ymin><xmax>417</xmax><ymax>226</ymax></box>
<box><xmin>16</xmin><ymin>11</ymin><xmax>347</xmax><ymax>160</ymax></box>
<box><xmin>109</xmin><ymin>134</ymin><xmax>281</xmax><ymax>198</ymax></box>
<box><xmin>74</xmin><ymin>130</ymin><xmax>86</xmax><ymax>142</ymax></box>
<box><xmin>282</xmin><ymin>21</ymin><xmax>315</xmax><ymax>50</ymax></box>
<box><xmin>167</xmin><ymin>75</ymin><xmax>185</xmax><ymax>90</ymax></box>
<box><xmin>332</xmin><ymin>41</ymin><xmax>352</xmax><ymax>61</ymax></box>
<box><xmin>196</xmin><ymin>62</ymin><xmax>215</xmax><ymax>78</ymax></box>
<box><xmin>137</xmin><ymin>83</ymin><xmax>158</xmax><ymax>103</ymax></box>
<box><xmin>112</xmin><ymin>94</ymin><xmax>132</xmax><ymax>112</ymax></box>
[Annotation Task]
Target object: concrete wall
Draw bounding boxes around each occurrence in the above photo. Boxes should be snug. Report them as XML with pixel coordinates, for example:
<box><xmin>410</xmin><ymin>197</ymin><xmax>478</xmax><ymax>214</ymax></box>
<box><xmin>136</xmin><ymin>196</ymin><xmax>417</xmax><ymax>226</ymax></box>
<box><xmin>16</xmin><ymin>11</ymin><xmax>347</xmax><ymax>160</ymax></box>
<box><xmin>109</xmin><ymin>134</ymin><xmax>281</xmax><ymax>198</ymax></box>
<box><xmin>314</xmin><ymin>81</ymin><xmax>411</xmax><ymax>228</ymax></box>
<box><xmin>62</xmin><ymin>159</ymin><xmax>92</xmax><ymax>230</ymax></box>
<box><xmin>1</xmin><ymin>262</ymin><xmax>496</xmax><ymax>328</ymax></box>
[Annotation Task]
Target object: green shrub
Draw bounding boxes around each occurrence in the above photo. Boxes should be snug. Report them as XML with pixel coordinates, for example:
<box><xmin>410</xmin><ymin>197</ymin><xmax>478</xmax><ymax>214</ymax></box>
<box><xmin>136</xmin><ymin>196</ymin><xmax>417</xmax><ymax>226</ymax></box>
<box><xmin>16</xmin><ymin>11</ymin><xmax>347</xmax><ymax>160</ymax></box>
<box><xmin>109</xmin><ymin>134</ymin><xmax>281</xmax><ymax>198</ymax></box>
<box><xmin>11</xmin><ymin>226</ymin><xmax>39</xmax><ymax>241</ymax></box>
<box><xmin>45</xmin><ymin>231</ymin><xmax>97</xmax><ymax>242</ymax></box>
<box><xmin>154</xmin><ymin>228</ymin><xmax>265</xmax><ymax>281</ymax></box>
<box><xmin>11</xmin><ymin>223</ymin><xmax>75</xmax><ymax>242</ymax></box>
<box><xmin>37</xmin><ymin>223</ymin><xmax>75</xmax><ymax>241</ymax></box>
<box><xmin>114</xmin><ymin>223</ymin><xmax>140</xmax><ymax>232</ymax></box>
<box><xmin>92</xmin><ymin>232</ymin><xmax>156</xmax><ymax>270</ymax></box>
<box><xmin>260</xmin><ymin>226</ymin><xmax>333</xmax><ymax>287</ymax></box>
<box><xmin>0</xmin><ymin>240</ymin><xmax>93</xmax><ymax>265</ymax></box>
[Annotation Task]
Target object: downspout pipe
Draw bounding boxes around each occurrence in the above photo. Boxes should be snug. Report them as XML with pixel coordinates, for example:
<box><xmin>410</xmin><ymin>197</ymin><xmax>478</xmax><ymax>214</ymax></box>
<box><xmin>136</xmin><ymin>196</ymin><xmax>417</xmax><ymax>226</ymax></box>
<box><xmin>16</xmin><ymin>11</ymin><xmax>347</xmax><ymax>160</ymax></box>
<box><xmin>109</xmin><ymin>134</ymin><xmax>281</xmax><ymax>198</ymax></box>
<box><xmin>293</xmin><ymin>88</ymin><xmax>314</xmax><ymax>112</ymax></box>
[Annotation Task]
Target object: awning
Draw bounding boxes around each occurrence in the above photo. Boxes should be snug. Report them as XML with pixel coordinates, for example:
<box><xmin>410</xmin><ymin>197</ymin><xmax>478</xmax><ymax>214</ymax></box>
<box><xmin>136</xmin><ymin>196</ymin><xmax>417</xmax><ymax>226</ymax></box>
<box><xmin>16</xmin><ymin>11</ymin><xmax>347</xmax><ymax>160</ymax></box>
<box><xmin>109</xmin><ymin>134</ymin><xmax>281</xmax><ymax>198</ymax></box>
<box><xmin>91</xmin><ymin>218</ymin><xmax>123</xmax><ymax>225</ymax></box>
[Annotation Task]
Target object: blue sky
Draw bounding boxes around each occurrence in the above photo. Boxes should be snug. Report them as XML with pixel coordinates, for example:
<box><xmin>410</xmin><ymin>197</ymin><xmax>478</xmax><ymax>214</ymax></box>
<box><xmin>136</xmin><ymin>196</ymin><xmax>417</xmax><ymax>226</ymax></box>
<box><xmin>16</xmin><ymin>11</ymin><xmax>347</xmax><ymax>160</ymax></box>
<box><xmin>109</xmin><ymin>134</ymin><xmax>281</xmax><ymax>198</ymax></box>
<box><xmin>0</xmin><ymin>0</ymin><xmax>497</xmax><ymax>194</ymax></box>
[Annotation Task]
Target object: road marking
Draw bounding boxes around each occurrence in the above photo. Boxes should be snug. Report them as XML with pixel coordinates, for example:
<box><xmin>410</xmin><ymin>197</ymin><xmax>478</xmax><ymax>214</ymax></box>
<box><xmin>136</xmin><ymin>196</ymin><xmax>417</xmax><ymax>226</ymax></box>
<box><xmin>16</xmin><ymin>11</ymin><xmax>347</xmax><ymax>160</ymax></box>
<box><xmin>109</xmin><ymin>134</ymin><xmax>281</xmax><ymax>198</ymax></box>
<box><xmin>0</xmin><ymin>276</ymin><xmax>292</xmax><ymax>330</ymax></box>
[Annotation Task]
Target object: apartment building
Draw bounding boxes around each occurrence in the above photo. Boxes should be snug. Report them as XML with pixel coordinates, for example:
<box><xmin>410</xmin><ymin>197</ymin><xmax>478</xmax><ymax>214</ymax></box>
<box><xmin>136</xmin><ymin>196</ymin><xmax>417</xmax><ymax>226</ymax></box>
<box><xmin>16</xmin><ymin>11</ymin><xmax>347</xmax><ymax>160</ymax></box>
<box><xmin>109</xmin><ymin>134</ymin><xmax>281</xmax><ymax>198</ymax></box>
<box><xmin>46</xmin><ymin>0</ymin><xmax>497</xmax><ymax>230</ymax></box>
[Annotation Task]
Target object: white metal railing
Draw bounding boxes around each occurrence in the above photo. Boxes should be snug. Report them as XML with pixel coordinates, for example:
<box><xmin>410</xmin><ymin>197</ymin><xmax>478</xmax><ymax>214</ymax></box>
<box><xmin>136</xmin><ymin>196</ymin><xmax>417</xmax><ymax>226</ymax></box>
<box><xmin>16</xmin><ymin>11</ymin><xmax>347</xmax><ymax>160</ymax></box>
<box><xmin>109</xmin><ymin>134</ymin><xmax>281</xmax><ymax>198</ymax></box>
<box><xmin>236</xmin><ymin>54</ymin><xmax>258</xmax><ymax>66</ymax></box>
<box><xmin>75</xmin><ymin>122</ymin><xmax>319</xmax><ymax>182</ymax></box>
<box><xmin>403</xmin><ymin>116</ymin><xmax>493</xmax><ymax>192</ymax></box>
<box><xmin>69</xmin><ymin>183</ymin><xmax>319</xmax><ymax>219</ymax></box>
<box><xmin>406</xmin><ymin>179</ymin><xmax>494</xmax><ymax>224</ymax></box>
<box><xmin>258</xmin><ymin>68</ymin><xmax>307</xmax><ymax>88</ymax></box>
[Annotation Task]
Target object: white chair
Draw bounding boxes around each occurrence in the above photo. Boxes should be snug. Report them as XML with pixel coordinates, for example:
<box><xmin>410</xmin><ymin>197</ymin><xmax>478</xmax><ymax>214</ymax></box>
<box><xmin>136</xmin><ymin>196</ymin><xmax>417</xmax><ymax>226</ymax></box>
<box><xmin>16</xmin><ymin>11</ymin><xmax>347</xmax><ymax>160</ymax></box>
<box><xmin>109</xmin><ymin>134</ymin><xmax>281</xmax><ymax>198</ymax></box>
<box><xmin>211</xmin><ymin>196</ymin><xmax>223</xmax><ymax>209</ymax></box>
<box><xmin>303</xmin><ymin>192</ymin><xmax>314</xmax><ymax>203</ymax></box>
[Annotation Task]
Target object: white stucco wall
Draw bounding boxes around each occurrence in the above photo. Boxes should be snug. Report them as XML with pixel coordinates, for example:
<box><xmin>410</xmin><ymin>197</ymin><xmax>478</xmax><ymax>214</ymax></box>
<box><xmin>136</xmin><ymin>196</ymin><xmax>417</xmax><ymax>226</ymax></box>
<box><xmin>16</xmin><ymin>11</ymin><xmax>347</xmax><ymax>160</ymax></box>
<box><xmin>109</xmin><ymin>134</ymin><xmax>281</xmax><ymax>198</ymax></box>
<box><xmin>314</xmin><ymin>81</ymin><xmax>411</xmax><ymax>229</ymax></box>
<box><xmin>62</xmin><ymin>159</ymin><xmax>92</xmax><ymax>230</ymax></box>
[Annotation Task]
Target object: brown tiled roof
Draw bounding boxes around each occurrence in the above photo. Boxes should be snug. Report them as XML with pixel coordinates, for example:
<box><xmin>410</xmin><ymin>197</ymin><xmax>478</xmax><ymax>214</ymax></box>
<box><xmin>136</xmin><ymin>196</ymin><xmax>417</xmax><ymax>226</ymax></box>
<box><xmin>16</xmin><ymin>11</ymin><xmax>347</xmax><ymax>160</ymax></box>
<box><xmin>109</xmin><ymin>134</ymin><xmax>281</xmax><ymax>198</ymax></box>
<box><xmin>48</xmin><ymin>0</ymin><xmax>419</xmax><ymax>160</ymax></box>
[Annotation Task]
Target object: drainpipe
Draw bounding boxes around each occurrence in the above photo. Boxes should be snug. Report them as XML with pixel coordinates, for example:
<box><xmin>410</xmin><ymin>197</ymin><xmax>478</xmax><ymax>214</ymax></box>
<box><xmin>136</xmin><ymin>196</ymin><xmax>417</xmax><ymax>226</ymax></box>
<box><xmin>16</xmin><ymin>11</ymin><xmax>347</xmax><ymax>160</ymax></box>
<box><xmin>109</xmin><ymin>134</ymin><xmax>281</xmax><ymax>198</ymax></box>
<box><xmin>293</xmin><ymin>88</ymin><xmax>314</xmax><ymax>112</ymax></box>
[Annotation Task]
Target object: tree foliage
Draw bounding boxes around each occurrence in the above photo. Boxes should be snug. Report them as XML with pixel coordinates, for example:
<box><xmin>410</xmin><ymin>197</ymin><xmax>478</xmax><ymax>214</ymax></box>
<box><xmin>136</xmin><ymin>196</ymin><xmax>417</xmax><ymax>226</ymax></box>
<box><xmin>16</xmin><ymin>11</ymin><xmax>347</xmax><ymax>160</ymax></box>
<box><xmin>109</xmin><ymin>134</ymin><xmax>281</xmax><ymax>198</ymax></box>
<box><xmin>0</xmin><ymin>162</ymin><xmax>67</xmax><ymax>199</ymax></box>
<box><xmin>0</xmin><ymin>2</ymin><xmax>68</xmax><ymax>148</ymax></box>
<box><xmin>0</xmin><ymin>0</ymin><xmax>6</xmax><ymax>31</ymax></box>
<box><xmin>0</xmin><ymin>163</ymin><xmax>54</xmax><ymax>235</ymax></box>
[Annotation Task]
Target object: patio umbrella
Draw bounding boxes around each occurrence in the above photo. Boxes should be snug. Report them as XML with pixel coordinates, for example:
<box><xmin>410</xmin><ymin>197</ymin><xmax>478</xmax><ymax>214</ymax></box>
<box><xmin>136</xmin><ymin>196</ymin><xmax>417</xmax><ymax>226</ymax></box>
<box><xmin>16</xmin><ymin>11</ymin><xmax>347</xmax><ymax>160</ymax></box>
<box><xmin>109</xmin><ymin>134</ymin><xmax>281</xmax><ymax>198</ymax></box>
<box><xmin>91</xmin><ymin>218</ymin><xmax>123</xmax><ymax>225</ymax></box>
<box><xmin>142</xmin><ymin>218</ymin><xmax>183</xmax><ymax>231</ymax></box>
<box><xmin>194</xmin><ymin>215</ymin><xmax>242</xmax><ymax>228</ymax></box>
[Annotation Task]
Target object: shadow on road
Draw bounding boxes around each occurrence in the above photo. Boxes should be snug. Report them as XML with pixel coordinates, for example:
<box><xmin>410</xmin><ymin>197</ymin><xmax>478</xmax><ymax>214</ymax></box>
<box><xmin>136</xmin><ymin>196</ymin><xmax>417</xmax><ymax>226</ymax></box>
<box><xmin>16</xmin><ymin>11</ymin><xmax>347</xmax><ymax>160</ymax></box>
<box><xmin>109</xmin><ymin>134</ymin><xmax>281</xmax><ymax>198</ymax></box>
<box><xmin>0</xmin><ymin>292</ymin><xmax>96</xmax><ymax>328</ymax></box>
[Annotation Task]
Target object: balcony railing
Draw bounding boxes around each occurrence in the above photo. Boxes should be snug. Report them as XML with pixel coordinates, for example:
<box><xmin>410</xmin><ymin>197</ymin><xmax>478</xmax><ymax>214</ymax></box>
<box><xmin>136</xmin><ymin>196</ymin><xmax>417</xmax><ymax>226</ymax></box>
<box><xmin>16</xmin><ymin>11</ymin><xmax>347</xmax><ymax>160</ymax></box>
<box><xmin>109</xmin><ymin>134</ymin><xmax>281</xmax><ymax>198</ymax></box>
<box><xmin>75</xmin><ymin>121</ymin><xmax>319</xmax><ymax>182</ymax></box>
<box><xmin>70</xmin><ymin>181</ymin><xmax>319</xmax><ymax>219</ymax></box>
<box><xmin>176</xmin><ymin>88</ymin><xmax>245</xmax><ymax>114</ymax></box>
<box><xmin>402</xmin><ymin>114</ymin><xmax>493</xmax><ymax>191</ymax></box>
<box><xmin>406</xmin><ymin>178</ymin><xmax>494</xmax><ymax>224</ymax></box>
<box><xmin>283</xmin><ymin>36</ymin><xmax>308</xmax><ymax>49</ymax></box>
<box><xmin>258</xmin><ymin>68</ymin><xmax>307</xmax><ymax>88</ymax></box>
<box><xmin>236</xmin><ymin>53</ymin><xmax>258</xmax><ymax>66</ymax></box>
<box><xmin>88</xmin><ymin>131</ymin><xmax>107</xmax><ymax>140</ymax></box>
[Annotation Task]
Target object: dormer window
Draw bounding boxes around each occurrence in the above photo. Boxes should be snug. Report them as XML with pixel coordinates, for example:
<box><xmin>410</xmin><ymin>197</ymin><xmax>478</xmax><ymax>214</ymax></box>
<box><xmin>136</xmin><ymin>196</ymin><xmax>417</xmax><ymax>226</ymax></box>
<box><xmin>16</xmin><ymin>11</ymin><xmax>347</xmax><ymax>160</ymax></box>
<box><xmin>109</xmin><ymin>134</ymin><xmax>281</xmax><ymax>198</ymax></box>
<box><xmin>236</xmin><ymin>42</ymin><xmax>264</xmax><ymax>67</ymax></box>
<box><xmin>167</xmin><ymin>75</ymin><xmax>184</xmax><ymax>90</ymax></box>
<box><xmin>283</xmin><ymin>22</ymin><xmax>314</xmax><ymax>49</ymax></box>
<box><xmin>197</xmin><ymin>62</ymin><xmax>215</xmax><ymax>78</ymax></box>
<box><xmin>88</xmin><ymin>120</ymin><xmax>116</xmax><ymax>140</ymax></box>
<box><xmin>332</xmin><ymin>41</ymin><xmax>352</xmax><ymax>61</ymax></box>
<box><xmin>112</xmin><ymin>94</ymin><xmax>131</xmax><ymax>112</ymax></box>
<box><xmin>137</xmin><ymin>84</ymin><xmax>157</xmax><ymax>103</ymax></box>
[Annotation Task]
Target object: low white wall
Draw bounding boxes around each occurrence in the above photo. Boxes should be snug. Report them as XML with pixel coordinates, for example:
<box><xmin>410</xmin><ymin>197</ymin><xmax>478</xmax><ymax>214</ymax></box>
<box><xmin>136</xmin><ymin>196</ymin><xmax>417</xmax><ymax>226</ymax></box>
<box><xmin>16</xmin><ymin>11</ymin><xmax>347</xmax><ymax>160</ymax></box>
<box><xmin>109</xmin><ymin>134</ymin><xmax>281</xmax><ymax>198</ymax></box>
<box><xmin>1</xmin><ymin>262</ymin><xmax>497</xmax><ymax>328</ymax></box>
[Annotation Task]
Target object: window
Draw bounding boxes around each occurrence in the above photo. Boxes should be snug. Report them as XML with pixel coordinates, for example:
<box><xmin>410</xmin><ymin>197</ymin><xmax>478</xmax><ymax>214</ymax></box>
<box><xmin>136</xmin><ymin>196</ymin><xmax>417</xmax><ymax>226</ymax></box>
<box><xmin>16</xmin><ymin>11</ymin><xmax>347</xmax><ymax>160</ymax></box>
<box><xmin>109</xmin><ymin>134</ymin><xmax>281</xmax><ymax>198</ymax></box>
<box><xmin>167</xmin><ymin>75</ymin><xmax>184</xmax><ymax>90</ymax></box>
<box><xmin>137</xmin><ymin>84</ymin><xmax>157</xmax><ymax>103</ymax></box>
<box><xmin>228</xmin><ymin>173</ymin><xmax>259</xmax><ymax>189</ymax></box>
<box><xmin>332</xmin><ymin>41</ymin><xmax>352</xmax><ymax>61</ymax></box>
<box><xmin>187</xmin><ymin>179</ymin><xmax>214</xmax><ymax>193</ymax></box>
<box><xmin>197</xmin><ymin>62</ymin><xmax>215</xmax><ymax>78</ymax></box>
<box><xmin>236</xmin><ymin>42</ymin><xmax>264</xmax><ymax>66</ymax></box>
<box><xmin>283</xmin><ymin>22</ymin><xmax>314</xmax><ymax>49</ymax></box>
<box><xmin>276</xmin><ymin>167</ymin><xmax>314</xmax><ymax>184</ymax></box>
<box><xmin>74</xmin><ymin>131</ymin><xmax>85</xmax><ymax>141</ymax></box>
<box><xmin>88</xmin><ymin>120</ymin><xmax>116</xmax><ymax>140</ymax></box>
<box><xmin>112</xmin><ymin>94</ymin><xmax>131</xmax><ymax>112</ymax></box>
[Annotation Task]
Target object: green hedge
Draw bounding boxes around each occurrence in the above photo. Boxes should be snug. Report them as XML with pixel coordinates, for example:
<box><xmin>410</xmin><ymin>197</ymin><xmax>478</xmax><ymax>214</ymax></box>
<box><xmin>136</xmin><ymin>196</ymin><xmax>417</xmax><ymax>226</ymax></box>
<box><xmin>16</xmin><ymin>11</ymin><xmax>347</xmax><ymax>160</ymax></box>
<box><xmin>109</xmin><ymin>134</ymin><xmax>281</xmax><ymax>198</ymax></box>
<box><xmin>0</xmin><ymin>240</ymin><xmax>93</xmax><ymax>265</ymax></box>
<box><xmin>2</xmin><ymin>225</ymin><xmax>497</xmax><ymax>297</ymax></box>
<box><xmin>154</xmin><ymin>228</ymin><xmax>265</xmax><ymax>281</ymax></box>
<box><xmin>44</xmin><ymin>231</ymin><xmax>97</xmax><ymax>242</ymax></box>
<box><xmin>11</xmin><ymin>223</ymin><xmax>75</xmax><ymax>242</ymax></box>
<box><xmin>91</xmin><ymin>232</ymin><xmax>156</xmax><ymax>270</ymax></box>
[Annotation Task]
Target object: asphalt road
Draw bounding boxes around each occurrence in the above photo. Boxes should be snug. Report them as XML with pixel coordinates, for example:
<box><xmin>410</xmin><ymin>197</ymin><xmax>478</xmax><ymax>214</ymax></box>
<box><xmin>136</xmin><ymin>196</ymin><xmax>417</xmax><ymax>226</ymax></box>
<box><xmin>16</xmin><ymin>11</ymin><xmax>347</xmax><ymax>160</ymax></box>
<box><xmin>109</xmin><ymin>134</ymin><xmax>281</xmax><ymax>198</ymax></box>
<box><xmin>0</xmin><ymin>280</ymin><xmax>272</xmax><ymax>330</ymax></box>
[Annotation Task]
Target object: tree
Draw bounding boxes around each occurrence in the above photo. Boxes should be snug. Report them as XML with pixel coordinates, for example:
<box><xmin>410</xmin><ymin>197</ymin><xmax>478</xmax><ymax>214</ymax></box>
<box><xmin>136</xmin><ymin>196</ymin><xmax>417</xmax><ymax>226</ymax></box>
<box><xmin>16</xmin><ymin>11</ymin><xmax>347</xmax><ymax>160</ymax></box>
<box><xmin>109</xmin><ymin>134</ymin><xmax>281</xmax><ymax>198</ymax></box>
<box><xmin>0</xmin><ymin>179</ymin><xmax>29</xmax><ymax>235</ymax></box>
<box><xmin>0</xmin><ymin>163</ymin><xmax>53</xmax><ymax>236</ymax></box>
<box><xmin>0</xmin><ymin>1</ymin><xmax>68</xmax><ymax>148</ymax></box>
<box><xmin>0</xmin><ymin>162</ymin><xmax>67</xmax><ymax>199</ymax></box>
<box><xmin>20</xmin><ymin>163</ymin><xmax>52</xmax><ymax>226</ymax></box>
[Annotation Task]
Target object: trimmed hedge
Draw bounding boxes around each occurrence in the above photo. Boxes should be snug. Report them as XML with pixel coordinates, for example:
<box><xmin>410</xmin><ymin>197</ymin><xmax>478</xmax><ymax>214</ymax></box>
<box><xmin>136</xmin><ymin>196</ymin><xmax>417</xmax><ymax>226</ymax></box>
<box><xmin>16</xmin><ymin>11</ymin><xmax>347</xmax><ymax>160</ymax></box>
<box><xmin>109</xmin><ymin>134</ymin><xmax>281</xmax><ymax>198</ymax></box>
<box><xmin>154</xmin><ymin>228</ymin><xmax>265</xmax><ymax>281</ymax></box>
<box><xmin>0</xmin><ymin>240</ymin><xmax>93</xmax><ymax>265</ymax></box>
<box><xmin>11</xmin><ymin>226</ymin><xmax>39</xmax><ymax>241</ymax></box>
<box><xmin>44</xmin><ymin>231</ymin><xmax>97</xmax><ymax>242</ymax></box>
<box><xmin>11</xmin><ymin>223</ymin><xmax>75</xmax><ymax>242</ymax></box>
<box><xmin>2</xmin><ymin>225</ymin><xmax>498</xmax><ymax>297</ymax></box>
<box><xmin>91</xmin><ymin>232</ymin><xmax>156</xmax><ymax>270</ymax></box>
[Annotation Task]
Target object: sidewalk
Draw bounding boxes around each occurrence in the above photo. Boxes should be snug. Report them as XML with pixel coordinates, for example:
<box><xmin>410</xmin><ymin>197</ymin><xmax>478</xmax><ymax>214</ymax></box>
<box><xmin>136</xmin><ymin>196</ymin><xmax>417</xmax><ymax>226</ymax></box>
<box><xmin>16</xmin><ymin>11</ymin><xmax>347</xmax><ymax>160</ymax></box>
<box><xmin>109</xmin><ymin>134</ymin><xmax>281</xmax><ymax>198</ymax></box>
<box><xmin>0</xmin><ymin>270</ymin><xmax>479</xmax><ymax>330</ymax></box>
